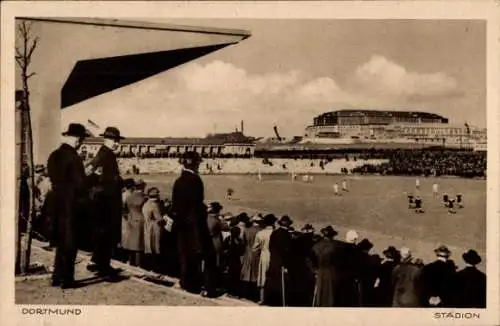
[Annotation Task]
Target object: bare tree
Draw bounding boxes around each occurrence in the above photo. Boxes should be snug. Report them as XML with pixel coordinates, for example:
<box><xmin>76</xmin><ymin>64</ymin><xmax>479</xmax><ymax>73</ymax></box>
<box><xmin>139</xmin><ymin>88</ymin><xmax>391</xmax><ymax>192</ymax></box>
<box><xmin>15</xmin><ymin>20</ymin><xmax>39</xmax><ymax>275</ymax></box>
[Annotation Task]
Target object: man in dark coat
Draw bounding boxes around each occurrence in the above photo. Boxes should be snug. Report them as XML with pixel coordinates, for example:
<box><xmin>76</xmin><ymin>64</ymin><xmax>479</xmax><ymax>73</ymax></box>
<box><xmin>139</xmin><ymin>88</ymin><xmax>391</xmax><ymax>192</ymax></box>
<box><xmin>288</xmin><ymin>224</ymin><xmax>316</xmax><ymax>306</ymax></box>
<box><xmin>420</xmin><ymin>245</ymin><xmax>457</xmax><ymax>307</ymax></box>
<box><xmin>452</xmin><ymin>249</ymin><xmax>486</xmax><ymax>308</ymax></box>
<box><xmin>171</xmin><ymin>151</ymin><xmax>217</xmax><ymax>297</ymax></box>
<box><xmin>310</xmin><ymin>226</ymin><xmax>341</xmax><ymax>307</ymax></box>
<box><xmin>391</xmin><ymin>247</ymin><xmax>422</xmax><ymax>307</ymax></box>
<box><xmin>86</xmin><ymin>127</ymin><xmax>124</xmax><ymax>276</ymax></box>
<box><xmin>264</xmin><ymin>215</ymin><xmax>294</xmax><ymax>306</ymax></box>
<box><xmin>357</xmin><ymin>238</ymin><xmax>381</xmax><ymax>306</ymax></box>
<box><xmin>375</xmin><ymin>246</ymin><xmax>401</xmax><ymax>306</ymax></box>
<box><xmin>47</xmin><ymin>123</ymin><xmax>91</xmax><ymax>288</ymax></box>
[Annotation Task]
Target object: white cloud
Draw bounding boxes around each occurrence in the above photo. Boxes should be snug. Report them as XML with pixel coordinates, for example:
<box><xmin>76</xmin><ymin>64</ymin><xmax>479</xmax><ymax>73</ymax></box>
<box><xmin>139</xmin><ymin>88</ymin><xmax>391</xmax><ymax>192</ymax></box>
<box><xmin>62</xmin><ymin>56</ymin><xmax>462</xmax><ymax>138</ymax></box>
<box><xmin>353</xmin><ymin>55</ymin><xmax>460</xmax><ymax>99</ymax></box>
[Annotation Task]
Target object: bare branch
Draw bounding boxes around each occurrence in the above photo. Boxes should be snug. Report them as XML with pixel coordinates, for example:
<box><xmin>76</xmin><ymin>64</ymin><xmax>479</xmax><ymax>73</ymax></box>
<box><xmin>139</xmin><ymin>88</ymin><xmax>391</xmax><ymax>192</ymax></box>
<box><xmin>26</xmin><ymin>72</ymin><xmax>36</xmax><ymax>79</ymax></box>
<box><xmin>15</xmin><ymin>46</ymin><xmax>22</xmax><ymax>58</ymax></box>
<box><xmin>27</xmin><ymin>37</ymin><xmax>38</xmax><ymax>60</ymax></box>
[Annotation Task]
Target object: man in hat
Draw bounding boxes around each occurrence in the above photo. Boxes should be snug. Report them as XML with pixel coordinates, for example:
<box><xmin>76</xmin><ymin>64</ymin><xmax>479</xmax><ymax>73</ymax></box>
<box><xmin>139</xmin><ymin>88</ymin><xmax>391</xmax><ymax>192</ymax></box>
<box><xmin>86</xmin><ymin>126</ymin><xmax>125</xmax><ymax>276</ymax></box>
<box><xmin>206</xmin><ymin>201</ymin><xmax>226</xmax><ymax>288</ymax></box>
<box><xmin>240</xmin><ymin>212</ymin><xmax>262</xmax><ymax>302</ymax></box>
<box><xmin>311</xmin><ymin>226</ymin><xmax>341</xmax><ymax>307</ymax></box>
<box><xmin>264</xmin><ymin>215</ymin><xmax>294</xmax><ymax>306</ymax></box>
<box><xmin>452</xmin><ymin>249</ymin><xmax>486</xmax><ymax>308</ymax></box>
<box><xmin>46</xmin><ymin>123</ymin><xmax>91</xmax><ymax>288</ymax></box>
<box><xmin>171</xmin><ymin>151</ymin><xmax>217</xmax><ymax>297</ymax></box>
<box><xmin>374</xmin><ymin>246</ymin><xmax>401</xmax><ymax>306</ymax></box>
<box><xmin>357</xmin><ymin>238</ymin><xmax>380</xmax><ymax>306</ymax></box>
<box><xmin>420</xmin><ymin>245</ymin><xmax>457</xmax><ymax>307</ymax></box>
<box><xmin>391</xmin><ymin>247</ymin><xmax>422</xmax><ymax>307</ymax></box>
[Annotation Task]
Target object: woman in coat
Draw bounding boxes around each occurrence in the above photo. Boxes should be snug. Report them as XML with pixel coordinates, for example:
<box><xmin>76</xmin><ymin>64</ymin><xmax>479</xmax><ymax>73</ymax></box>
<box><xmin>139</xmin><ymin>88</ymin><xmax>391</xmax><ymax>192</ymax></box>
<box><xmin>252</xmin><ymin>214</ymin><xmax>277</xmax><ymax>304</ymax></box>
<box><xmin>122</xmin><ymin>180</ymin><xmax>146</xmax><ymax>267</ymax></box>
<box><xmin>240</xmin><ymin>214</ymin><xmax>262</xmax><ymax>302</ymax></box>
<box><xmin>142</xmin><ymin>187</ymin><xmax>164</xmax><ymax>273</ymax></box>
<box><xmin>311</xmin><ymin>226</ymin><xmax>341</xmax><ymax>307</ymax></box>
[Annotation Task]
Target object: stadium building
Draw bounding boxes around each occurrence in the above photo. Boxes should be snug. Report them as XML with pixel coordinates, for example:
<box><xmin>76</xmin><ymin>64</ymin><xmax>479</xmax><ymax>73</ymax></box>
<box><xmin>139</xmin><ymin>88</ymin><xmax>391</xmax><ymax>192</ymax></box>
<box><xmin>303</xmin><ymin>109</ymin><xmax>486</xmax><ymax>150</ymax></box>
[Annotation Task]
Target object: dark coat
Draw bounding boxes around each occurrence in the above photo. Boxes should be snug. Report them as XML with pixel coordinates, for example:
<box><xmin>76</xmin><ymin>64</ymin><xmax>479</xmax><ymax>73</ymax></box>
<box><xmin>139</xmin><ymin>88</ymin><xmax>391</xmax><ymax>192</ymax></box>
<box><xmin>452</xmin><ymin>266</ymin><xmax>486</xmax><ymax>308</ymax></box>
<box><xmin>240</xmin><ymin>225</ymin><xmax>260</xmax><ymax>283</ymax></box>
<box><xmin>288</xmin><ymin>232</ymin><xmax>316</xmax><ymax>306</ymax></box>
<box><xmin>375</xmin><ymin>260</ymin><xmax>399</xmax><ymax>306</ymax></box>
<box><xmin>420</xmin><ymin>259</ymin><xmax>456</xmax><ymax>307</ymax></box>
<box><xmin>46</xmin><ymin>144</ymin><xmax>88</xmax><ymax>249</ymax></box>
<box><xmin>391</xmin><ymin>260</ymin><xmax>422</xmax><ymax>307</ymax></box>
<box><xmin>310</xmin><ymin>238</ymin><xmax>342</xmax><ymax>307</ymax></box>
<box><xmin>335</xmin><ymin>241</ymin><xmax>363</xmax><ymax>307</ymax></box>
<box><xmin>87</xmin><ymin>145</ymin><xmax>123</xmax><ymax>244</ymax></box>
<box><xmin>358</xmin><ymin>252</ymin><xmax>381</xmax><ymax>306</ymax></box>
<box><xmin>122</xmin><ymin>191</ymin><xmax>146</xmax><ymax>251</ymax></box>
<box><xmin>171</xmin><ymin>169</ymin><xmax>213</xmax><ymax>256</ymax></box>
<box><xmin>264</xmin><ymin>227</ymin><xmax>293</xmax><ymax>306</ymax></box>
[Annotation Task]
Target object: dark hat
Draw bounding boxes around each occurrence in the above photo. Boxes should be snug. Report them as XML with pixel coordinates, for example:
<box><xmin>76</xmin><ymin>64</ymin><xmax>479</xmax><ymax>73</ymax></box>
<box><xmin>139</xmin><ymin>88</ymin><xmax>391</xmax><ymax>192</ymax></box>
<box><xmin>62</xmin><ymin>123</ymin><xmax>91</xmax><ymax>138</ymax></box>
<box><xmin>34</xmin><ymin>164</ymin><xmax>45</xmax><ymax>173</ymax></box>
<box><xmin>462</xmin><ymin>249</ymin><xmax>481</xmax><ymax>265</ymax></box>
<box><xmin>180</xmin><ymin>151</ymin><xmax>202</xmax><ymax>165</ymax></box>
<box><xmin>208</xmin><ymin>202</ymin><xmax>224</xmax><ymax>214</ymax></box>
<box><xmin>301</xmin><ymin>224</ymin><xmax>315</xmax><ymax>233</ymax></box>
<box><xmin>320</xmin><ymin>225</ymin><xmax>338</xmax><ymax>238</ymax></box>
<box><xmin>99</xmin><ymin>126</ymin><xmax>125</xmax><ymax>140</ymax></box>
<box><xmin>278</xmin><ymin>215</ymin><xmax>293</xmax><ymax>227</ymax></box>
<box><xmin>147</xmin><ymin>187</ymin><xmax>160</xmax><ymax>198</ymax></box>
<box><xmin>237</xmin><ymin>212</ymin><xmax>250</xmax><ymax>224</ymax></box>
<box><xmin>134</xmin><ymin>179</ymin><xmax>146</xmax><ymax>189</ymax></box>
<box><xmin>382</xmin><ymin>246</ymin><xmax>400</xmax><ymax>260</ymax></box>
<box><xmin>434</xmin><ymin>245</ymin><xmax>451</xmax><ymax>257</ymax></box>
<box><xmin>123</xmin><ymin>178</ymin><xmax>135</xmax><ymax>189</ymax></box>
<box><xmin>263</xmin><ymin>214</ymin><xmax>277</xmax><ymax>226</ymax></box>
<box><xmin>357</xmin><ymin>238</ymin><xmax>374</xmax><ymax>251</ymax></box>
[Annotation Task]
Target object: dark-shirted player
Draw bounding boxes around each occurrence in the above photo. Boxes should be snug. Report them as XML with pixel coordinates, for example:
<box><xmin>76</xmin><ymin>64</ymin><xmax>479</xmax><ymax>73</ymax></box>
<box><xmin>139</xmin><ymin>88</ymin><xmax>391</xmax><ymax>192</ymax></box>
<box><xmin>442</xmin><ymin>193</ymin><xmax>449</xmax><ymax>207</ymax></box>
<box><xmin>415</xmin><ymin>196</ymin><xmax>424</xmax><ymax>213</ymax></box>
<box><xmin>448</xmin><ymin>198</ymin><xmax>456</xmax><ymax>214</ymax></box>
<box><xmin>456</xmin><ymin>194</ymin><xmax>463</xmax><ymax>208</ymax></box>
<box><xmin>407</xmin><ymin>194</ymin><xmax>414</xmax><ymax>209</ymax></box>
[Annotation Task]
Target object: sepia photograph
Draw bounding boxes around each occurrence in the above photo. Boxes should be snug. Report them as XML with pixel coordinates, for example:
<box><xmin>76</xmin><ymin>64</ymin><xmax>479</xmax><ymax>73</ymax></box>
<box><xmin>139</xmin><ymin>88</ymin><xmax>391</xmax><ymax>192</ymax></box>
<box><xmin>1</xmin><ymin>1</ymin><xmax>499</xmax><ymax>326</ymax></box>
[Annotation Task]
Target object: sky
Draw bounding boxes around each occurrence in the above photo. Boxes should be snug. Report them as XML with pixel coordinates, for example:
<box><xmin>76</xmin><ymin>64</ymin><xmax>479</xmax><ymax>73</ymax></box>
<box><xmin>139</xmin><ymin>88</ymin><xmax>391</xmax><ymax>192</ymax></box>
<box><xmin>61</xmin><ymin>19</ymin><xmax>486</xmax><ymax>139</ymax></box>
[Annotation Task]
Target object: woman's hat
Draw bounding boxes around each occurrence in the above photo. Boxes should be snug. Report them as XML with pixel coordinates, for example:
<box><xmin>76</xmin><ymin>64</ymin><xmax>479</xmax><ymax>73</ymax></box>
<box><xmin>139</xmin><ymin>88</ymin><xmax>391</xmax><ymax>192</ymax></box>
<box><xmin>320</xmin><ymin>225</ymin><xmax>338</xmax><ymax>238</ymax></box>
<box><xmin>301</xmin><ymin>223</ymin><xmax>315</xmax><ymax>233</ymax></box>
<box><xmin>345</xmin><ymin>229</ymin><xmax>359</xmax><ymax>244</ymax></box>
<box><xmin>278</xmin><ymin>215</ymin><xmax>293</xmax><ymax>227</ymax></box>
<box><xmin>382</xmin><ymin>246</ymin><xmax>400</xmax><ymax>259</ymax></box>
<box><xmin>62</xmin><ymin>123</ymin><xmax>91</xmax><ymax>138</ymax></box>
<box><xmin>263</xmin><ymin>214</ymin><xmax>277</xmax><ymax>226</ymax></box>
<box><xmin>357</xmin><ymin>238</ymin><xmax>374</xmax><ymax>251</ymax></box>
<box><xmin>434</xmin><ymin>245</ymin><xmax>451</xmax><ymax>258</ymax></box>
<box><xmin>400</xmin><ymin>247</ymin><xmax>412</xmax><ymax>260</ymax></box>
<box><xmin>99</xmin><ymin>126</ymin><xmax>125</xmax><ymax>140</ymax></box>
<box><xmin>207</xmin><ymin>202</ymin><xmax>224</xmax><ymax>214</ymax></box>
<box><xmin>251</xmin><ymin>214</ymin><xmax>263</xmax><ymax>223</ymax></box>
<box><xmin>462</xmin><ymin>249</ymin><xmax>481</xmax><ymax>265</ymax></box>
<box><xmin>147</xmin><ymin>187</ymin><xmax>160</xmax><ymax>198</ymax></box>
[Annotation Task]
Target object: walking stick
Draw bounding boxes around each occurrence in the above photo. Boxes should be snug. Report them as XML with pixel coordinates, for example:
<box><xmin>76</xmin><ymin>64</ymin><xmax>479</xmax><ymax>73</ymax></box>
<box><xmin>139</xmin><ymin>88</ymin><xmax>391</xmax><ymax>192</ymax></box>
<box><xmin>312</xmin><ymin>283</ymin><xmax>317</xmax><ymax>307</ymax></box>
<box><xmin>281</xmin><ymin>267</ymin><xmax>286</xmax><ymax>307</ymax></box>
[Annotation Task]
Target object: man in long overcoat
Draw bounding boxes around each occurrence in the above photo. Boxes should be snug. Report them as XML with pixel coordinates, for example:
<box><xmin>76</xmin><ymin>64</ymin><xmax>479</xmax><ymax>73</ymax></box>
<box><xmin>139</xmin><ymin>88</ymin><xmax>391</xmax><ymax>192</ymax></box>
<box><xmin>86</xmin><ymin>127</ymin><xmax>124</xmax><ymax>276</ymax></box>
<box><xmin>264</xmin><ymin>215</ymin><xmax>293</xmax><ymax>306</ymax></box>
<box><xmin>391</xmin><ymin>247</ymin><xmax>422</xmax><ymax>307</ymax></box>
<box><xmin>310</xmin><ymin>226</ymin><xmax>341</xmax><ymax>307</ymax></box>
<box><xmin>452</xmin><ymin>249</ymin><xmax>486</xmax><ymax>308</ymax></box>
<box><xmin>47</xmin><ymin>123</ymin><xmax>90</xmax><ymax>288</ymax></box>
<box><xmin>288</xmin><ymin>224</ymin><xmax>316</xmax><ymax>306</ymax></box>
<box><xmin>171</xmin><ymin>151</ymin><xmax>216</xmax><ymax>296</ymax></box>
<box><xmin>420</xmin><ymin>245</ymin><xmax>457</xmax><ymax>307</ymax></box>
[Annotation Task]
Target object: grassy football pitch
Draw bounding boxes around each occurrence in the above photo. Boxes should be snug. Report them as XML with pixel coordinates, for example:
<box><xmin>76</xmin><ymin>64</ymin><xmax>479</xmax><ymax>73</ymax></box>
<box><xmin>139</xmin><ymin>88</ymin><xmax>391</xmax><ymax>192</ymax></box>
<box><xmin>142</xmin><ymin>174</ymin><xmax>486</xmax><ymax>270</ymax></box>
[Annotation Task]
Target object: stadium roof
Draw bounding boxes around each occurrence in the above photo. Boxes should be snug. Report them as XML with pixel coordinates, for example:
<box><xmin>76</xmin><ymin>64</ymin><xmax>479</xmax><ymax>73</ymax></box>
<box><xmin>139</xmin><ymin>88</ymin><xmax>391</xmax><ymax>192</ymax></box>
<box><xmin>315</xmin><ymin>109</ymin><xmax>447</xmax><ymax>120</ymax></box>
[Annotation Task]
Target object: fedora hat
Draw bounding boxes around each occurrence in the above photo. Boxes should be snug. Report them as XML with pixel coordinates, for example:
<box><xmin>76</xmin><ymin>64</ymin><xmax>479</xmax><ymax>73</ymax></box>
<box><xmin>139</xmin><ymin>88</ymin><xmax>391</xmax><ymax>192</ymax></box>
<box><xmin>180</xmin><ymin>151</ymin><xmax>202</xmax><ymax>165</ymax></box>
<box><xmin>263</xmin><ymin>214</ymin><xmax>277</xmax><ymax>226</ymax></box>
<box><xmin>34</xmin><ymin>164</ymin><xmax>45</xmax><ymax>173</ymax></box>
<box><xmin>278</xmin><ymin>215</ymin><xmax>293</xmax><ymax>227</ymax></box>
<box><xmin>134</xmin><ymin>179</ymin><xmax>146</xmax><ymax>189</ymax></box>
<box><xmin>382</xmin><ymin>246</ymin><xmax>400</xmax><ymax>260</ymax></box>
<box><xmin>462</xmin><ymin>249</ymin><xmax>481</xmax><ymax>265</ymax></box>
<box><xmin>208</xmin><ymin>202</ymin><xmax>224</xmax><ymax>214</ymax></box>
<box><xmin>62</xmin><ymin>123</ymin><xmax>91</xmax><ymax>138</ymax></box>
<box><xmin>123</xmin><ymin>178</ymin><xmax>135</xmax><ymax>189</ymax></box>
<box><xmin>237</xmin><ymin>212</ymin><xmax>250</xmax><ymax>224</ymax></box>
<box><xmin>320</xmin><ymin>225</ymin><xmax>338</xmax><ymax>238</ymax></box>
<box><xmin>357</xmin><ymin>238</ymin><xmax>374</xmax><ymax>251</ymax></box>
<box><xmin>434</xmin><ymin>245</ymin><xmax>451</xmax><ymax>258</ymax></box>
<box><xmin>301</xmin><ymin>223</ymin><xmax>315</xmax><ymax>233</ymax></box>
<box><xmin>99</xmin><ymin>126</ymin><xmax>125</xmax><ymax>140</ymax></box>
<box><xmin>147</xmin><ymin>187</ymin><xmax>160</xmax><ymax>198</ymax></box>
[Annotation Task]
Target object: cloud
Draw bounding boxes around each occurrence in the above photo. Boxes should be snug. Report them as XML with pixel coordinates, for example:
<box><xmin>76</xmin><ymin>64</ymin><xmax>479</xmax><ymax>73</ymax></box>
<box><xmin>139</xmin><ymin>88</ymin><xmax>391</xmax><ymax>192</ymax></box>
<box><xmin>353</xmin><ymin>55</ymin><xmax>461</xmax><ymax>100</ymax></box>
<box><xmin>62</xmin><ymin>56</ymin><xmax>463</xmax><ymax>138</ymax></box>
